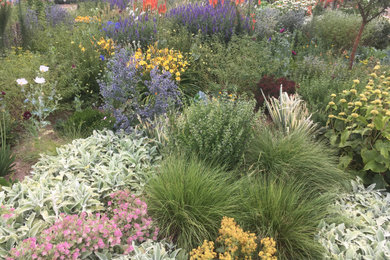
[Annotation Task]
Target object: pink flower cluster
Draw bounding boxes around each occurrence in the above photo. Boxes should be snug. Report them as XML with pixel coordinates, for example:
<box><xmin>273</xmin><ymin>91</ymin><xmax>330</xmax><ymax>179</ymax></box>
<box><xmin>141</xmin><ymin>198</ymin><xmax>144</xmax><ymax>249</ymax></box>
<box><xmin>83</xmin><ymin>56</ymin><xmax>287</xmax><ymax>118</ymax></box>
<box><xmin>7</xmin><ymin>191</ymin><xmax>158</xmax><ymax>260</ymax></box>
<box><xmin>1</xmin><ymin>205</ymin><xmax>15</xmax><ymax>220</ymax></box>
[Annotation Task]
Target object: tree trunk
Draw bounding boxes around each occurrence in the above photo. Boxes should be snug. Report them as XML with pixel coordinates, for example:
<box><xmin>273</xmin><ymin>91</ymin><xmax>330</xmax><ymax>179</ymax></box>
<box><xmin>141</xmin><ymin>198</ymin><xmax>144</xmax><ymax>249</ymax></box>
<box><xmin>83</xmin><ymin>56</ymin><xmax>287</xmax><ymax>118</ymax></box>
<box><xmin>349</xmin><ymin>21</ymin><xmax>365</xmax><ymax>69</ymax></box>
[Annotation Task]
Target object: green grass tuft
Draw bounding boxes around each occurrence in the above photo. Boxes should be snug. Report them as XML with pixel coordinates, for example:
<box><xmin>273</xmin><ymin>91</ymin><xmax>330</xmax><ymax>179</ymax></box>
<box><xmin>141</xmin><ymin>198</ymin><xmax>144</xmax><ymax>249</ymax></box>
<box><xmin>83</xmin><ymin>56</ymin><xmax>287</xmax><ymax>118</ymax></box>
<box><xmin>146</xmin><ymin>154</ymin><xmax>242</xmax><ymax>252</ymax></box>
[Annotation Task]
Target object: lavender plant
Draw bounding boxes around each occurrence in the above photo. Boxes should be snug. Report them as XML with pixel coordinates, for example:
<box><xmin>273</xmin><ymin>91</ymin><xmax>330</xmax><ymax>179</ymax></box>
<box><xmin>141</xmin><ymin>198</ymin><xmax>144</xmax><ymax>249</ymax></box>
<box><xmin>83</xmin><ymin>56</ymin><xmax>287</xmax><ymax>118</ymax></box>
<box><xmin>168</xmin><ymin>1</ymin><xmax>252</xmax><ymax>43</ymax></box>
<box><xmin>45</xmin><ymin>5</ymin><xmax>73</xmax><ymax>27</ymax></box>
<box><xmin>102</xmin><ymin>14</ymin><xmax>157</xmax><ymax>48</ymax></box>
<box><xmin>100</xmin><ymin>48</ymin><xmax>181</xmax><ymax>132</ymax></box>
<box><xmin>107</xmin><ymin>0</ymin><xmax>132</xmax><ymax>10</ymax></box>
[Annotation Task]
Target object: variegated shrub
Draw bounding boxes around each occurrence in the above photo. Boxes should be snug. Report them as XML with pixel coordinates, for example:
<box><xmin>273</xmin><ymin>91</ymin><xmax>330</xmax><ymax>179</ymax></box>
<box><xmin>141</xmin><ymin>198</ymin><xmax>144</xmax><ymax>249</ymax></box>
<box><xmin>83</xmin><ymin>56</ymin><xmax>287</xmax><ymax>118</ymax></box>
<box><xmin>316</xmin><ymin>179</ymin><xmax>390</xmax><ymax>260</ymax></box>
<box><xmin>0</xmin><ymin>130</ymin><xmax>160</xmax><ymax>257</ymax></box>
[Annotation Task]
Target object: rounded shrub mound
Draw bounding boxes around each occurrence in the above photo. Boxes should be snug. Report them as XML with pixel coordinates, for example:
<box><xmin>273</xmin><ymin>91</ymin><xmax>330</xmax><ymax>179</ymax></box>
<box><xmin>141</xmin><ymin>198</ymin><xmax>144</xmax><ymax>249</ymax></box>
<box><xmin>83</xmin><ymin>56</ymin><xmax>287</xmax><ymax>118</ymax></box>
<box><xmin>169</xmin><ymin>93</ymin><xmax>255</xmax><ymax>169</ymax></box>
<box><xmin>146</xmin><ymin>154</ymin><xmax>242</xmax><ymax>252</ymax></box>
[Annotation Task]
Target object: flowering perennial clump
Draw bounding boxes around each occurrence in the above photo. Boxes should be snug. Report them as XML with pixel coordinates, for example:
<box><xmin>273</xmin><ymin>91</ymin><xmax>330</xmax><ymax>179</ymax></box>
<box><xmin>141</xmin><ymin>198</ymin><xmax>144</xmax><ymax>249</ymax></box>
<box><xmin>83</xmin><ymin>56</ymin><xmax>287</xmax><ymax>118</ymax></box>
<box><xmin>258</xmin><ymin>237</ymin><xmax>277</xmax><ymax>260</ymax></box>
<box><xmin>91</xmin><ymin>36</ymin><xmax>115</xmax><ymax>57</ymax></box>
<box><xmin>100</xmin><ymin>48</ymin><xmax>182</xmax><ymax>132</ymax></box>
<box><xmin>74</xmin><ymin>16</ymin><xmax>101</xmax><ymax>23</ymax></box>
<box><xmin>190</xmin><ymin>217</ymin><xmax>277</xmax><ymax>259</ymax></box>
<box><xmin>102</xmin><ymin>14</ymin><xmax>157</xmax><ymax>47</ymax></box>
<box><xmin>327</xmin><ymin>64</ymin><xmax>390</xmax><ymax>185</ymax></box>
<box><xmin>190</xmin><ymin>240</ymin><xmax>217</xmax><ymax>260</ymax></box>
<box><xmin>132</xmin><ymin>43</ymin><xmax>188</xmax><ymax>81</ymax></box>
<box><xmin>7</xmin><ymin>190</ymin><xmax>158</xmax><ymax>259</ymax></box>
<box><xmin>168</xmin><ymin>1</ymin><xmax>252</xmax><ymax>43</ymax></box>
<box><xmin>216</xmin><ymin>217</ymin><xmax>258</xmax><ymax>258</ymax></box>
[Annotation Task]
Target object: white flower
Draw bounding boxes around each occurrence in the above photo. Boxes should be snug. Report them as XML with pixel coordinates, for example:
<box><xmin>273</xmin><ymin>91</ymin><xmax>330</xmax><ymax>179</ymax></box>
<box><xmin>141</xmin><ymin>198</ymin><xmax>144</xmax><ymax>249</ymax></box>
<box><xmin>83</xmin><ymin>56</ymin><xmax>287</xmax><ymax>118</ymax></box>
<box><xmin>16</xmin><ymin>78</ymin><xmax>28</xmax><ymax>86</ymax></box>
<box><xmin>39</xmin><ymin>65</ymin><xmax>49</xmax><ymax>72</ymax></box>
<box><xmin>34</xmin><ymin>77</ymin><xmax>46</xmax><ymax>84</ymax></box>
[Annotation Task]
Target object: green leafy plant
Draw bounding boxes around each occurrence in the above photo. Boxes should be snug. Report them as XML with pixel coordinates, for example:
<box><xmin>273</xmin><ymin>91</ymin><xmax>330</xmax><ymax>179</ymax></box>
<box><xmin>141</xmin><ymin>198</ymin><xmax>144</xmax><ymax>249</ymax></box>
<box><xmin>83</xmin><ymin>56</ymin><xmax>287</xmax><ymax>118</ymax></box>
<box><xmin>316</xmin><ymin>178</ymin><xmax>390</xmax><ymax>259</ymax></box>
<box><xmin>56</xmin><ymin>108</ymin><xmax>115</xmax><ymax>139</ymax></box>
<box><xmin>326</xmin><ymin>66</ymin><xmax>390</xmax><ymax>187</ymax></box>
<box><xmin>146</xmin><ymin>154</ymin><xmax>242</xmax><ymax>252</ymax></box>
<box><xmin>169</xmin><ymin>92</ymin><xmax>255</xmax><ymax>168</ymax></box>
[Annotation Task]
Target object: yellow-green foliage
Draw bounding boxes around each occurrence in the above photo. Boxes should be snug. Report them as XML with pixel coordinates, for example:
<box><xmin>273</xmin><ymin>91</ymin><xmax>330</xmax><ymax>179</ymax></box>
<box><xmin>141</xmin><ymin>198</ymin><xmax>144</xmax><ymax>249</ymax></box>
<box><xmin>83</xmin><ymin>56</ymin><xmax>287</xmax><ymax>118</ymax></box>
<box><xmin>326</xmin><ymin>63</ymin><xmax>390</xmax><ymax>186</ymax></box>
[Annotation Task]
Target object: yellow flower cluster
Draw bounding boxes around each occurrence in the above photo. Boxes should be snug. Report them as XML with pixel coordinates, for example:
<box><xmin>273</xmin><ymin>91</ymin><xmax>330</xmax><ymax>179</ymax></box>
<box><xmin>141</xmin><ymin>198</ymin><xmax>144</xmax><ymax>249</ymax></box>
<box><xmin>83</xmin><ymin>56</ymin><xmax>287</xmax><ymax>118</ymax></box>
<box><xmin>91</xmin><ymin>36</ymin><xmax>115</xmax><ymax>56</ymax></box>
<box><xmin>190</xmin><ymin>240</ymin><xmax>217</xmax><ymax>260</ymax></box>
<box><xmin>327</xmin><ymin>63</ymin><xmax>390</xmax><ymax>136</ymax></box>
<box><xmin>258</xmin><ymin>237</ymin><xmax>277</xmax><ymax>260</ymax></box>
<box><xmin>74</xmin><ymin>16</ymin><xmax>101</xmax><ymax>23</ymax></box>
<box><xmin>190</xmin><ymin>217</ymin><xmax>277</xmax><ymax>260</ymax></box>
<box><xmin>131</xmin><ymin>43</ymin><xmax>189</xmax><ymax>81</ymax></box>
<box><xmin>216</xmin><ymin>217</ymin><xmax>258</xmax><ymax>258</ymax></box>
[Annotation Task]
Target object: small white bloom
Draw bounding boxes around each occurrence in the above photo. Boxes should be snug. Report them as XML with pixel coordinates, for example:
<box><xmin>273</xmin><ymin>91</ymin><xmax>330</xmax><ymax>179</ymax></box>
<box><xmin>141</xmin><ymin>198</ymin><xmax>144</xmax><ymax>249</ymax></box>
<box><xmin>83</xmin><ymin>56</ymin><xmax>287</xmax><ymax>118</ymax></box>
<box><xmin>39</xmin><ymin>65</ymin><xmax>49</xmax><ymax>72</ymax></box>
<box><xmin>16</xmin><ymin>78</ymin><xmax>28</xmax><ymax>86</ymax></box>
<box><xmin>34</xmin><ymin>77</ymin><xmax>46</xmax><ymax>84</ymax></box>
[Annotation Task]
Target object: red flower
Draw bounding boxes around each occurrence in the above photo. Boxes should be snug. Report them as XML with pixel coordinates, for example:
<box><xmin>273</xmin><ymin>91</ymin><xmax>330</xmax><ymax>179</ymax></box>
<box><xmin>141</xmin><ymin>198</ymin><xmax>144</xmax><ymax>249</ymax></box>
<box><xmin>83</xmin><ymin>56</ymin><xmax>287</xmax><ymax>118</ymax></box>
<box><xmin>1</xmin><ymin>91</ymin><xmax>5</xmax><ymax>95</ymax></box>
<box><xmin>292</xmin><ymin>50</ymin><xmax>297</xmax><ymax>55</ymax></box>
<box><xmin>158</xmin><ymin>1</ymin><xmax>167</xmax><ymax>14</ymax></box>
<box><xmin>23</xmin><ymin>111</ymin><xmax>32</xmax><ymax>120</ymax></box>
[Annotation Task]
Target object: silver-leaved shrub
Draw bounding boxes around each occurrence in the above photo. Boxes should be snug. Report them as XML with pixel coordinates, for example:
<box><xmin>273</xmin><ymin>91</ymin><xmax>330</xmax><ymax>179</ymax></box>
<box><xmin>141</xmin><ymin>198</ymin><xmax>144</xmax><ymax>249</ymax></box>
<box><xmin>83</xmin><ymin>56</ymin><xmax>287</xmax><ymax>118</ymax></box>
<box><xmin>0</xmin><ymin>130</ymin><xmax>160</xmax><ymax>257</ymax></box>
<box><xmin>316</xmin><ymin>179</ymin><xmax>390</xmax><ymax>260</ymax></box>
<box><xmin>113</xmin><ymin>240</ymin><xmax>183</xmax><ymax>260</ymax></box>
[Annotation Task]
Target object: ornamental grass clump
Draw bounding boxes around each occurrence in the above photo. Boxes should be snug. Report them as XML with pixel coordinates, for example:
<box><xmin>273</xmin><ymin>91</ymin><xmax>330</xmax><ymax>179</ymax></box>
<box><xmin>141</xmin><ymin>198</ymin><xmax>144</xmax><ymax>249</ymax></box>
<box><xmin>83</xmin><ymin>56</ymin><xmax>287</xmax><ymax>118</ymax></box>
<box><xmin>326</xmin><ymin>64</ymin><xmax>390</xmax><ymax>187</ymax></box>
<box><xmin>245</xmin><ymin>124</ymin><xmax>348</xmax><ymax>193</ymax></box>
<box><xmin>168</xmin><ymin>1</ymin><xmax>252</xmax><ymax>43</ymax></box>
<box><xmin>146</xmin><ymin>154</ymin><xmax>242</xmax><ymax>252</ymax></box>
<box><xmin>242</xmin><ymin>177</ymin><xmax>330</xmax><ymax>260</ymax></box>
<box><xmin>7</xmin><ymin>190</ymin><xmax>158</xmax><ymax>259</ymax></box>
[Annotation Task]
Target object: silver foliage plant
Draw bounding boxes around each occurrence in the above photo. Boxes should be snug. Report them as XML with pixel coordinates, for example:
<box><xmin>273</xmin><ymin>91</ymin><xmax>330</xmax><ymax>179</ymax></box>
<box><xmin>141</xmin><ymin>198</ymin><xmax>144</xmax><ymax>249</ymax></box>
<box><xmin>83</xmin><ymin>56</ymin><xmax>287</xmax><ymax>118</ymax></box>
<box><xmin>316</xmin><ymin>179</ymin><xmax>390</xmax><ymax>260</ymax></box>
<box><xmin>0</xmin><ymin>130</ymin><xmax>161</xmax><ymax>258</ymax></box>
<box><xmin>262</xmin><ymin>87</ymin><xmax>318</xmax><ymax>135</ymax></box>
<box><xmin>113</xmin><ymin>240</ymin><xmax>183</xmax><ymax>260</ymax></box>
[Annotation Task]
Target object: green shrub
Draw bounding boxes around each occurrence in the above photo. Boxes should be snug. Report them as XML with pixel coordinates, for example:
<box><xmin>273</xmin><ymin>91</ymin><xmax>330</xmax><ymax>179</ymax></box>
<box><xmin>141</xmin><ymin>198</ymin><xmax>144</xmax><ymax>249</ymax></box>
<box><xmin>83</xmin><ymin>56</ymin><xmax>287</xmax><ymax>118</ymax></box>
<box><xmin>362</xmin><ymin>18</ymin><xmax>390</xmax><ymax>50</ymax></box>
<box><xmin>169</xmin><ymin>93</ymin><xmax>255</xmax><ymax>168</ymax></box>
<box><xmin>310</xmin><ymin>10</ymin><xmax>361</xmax><ymax>51</ymax></box>
<box><xmin>310</xmin><ymin>10</ymin><xmax>387</xmax><ymax>52</ymax></box>
<box><xmin>241</xmin><ymin>176</ymin><xmax>331</xmax><ymax>260</ymax></box>
<box><xmin>0</xmin><ymin>130</ymin><xmax>160</xmax><ymax>257</ymax></box>
<box><xmin>190</xmin><ymin>35</ymin><xmax>287</xmax><ymax>93</ymax></box>
<box><xmin>316</xmin><ymin>179</ymin><xmax>390</xmax><ymax>259</ymax></box>
<box><xmin>244</xmin><ymin>125</ymin><xmax>348</xmax><ymax>193</ymax></box>
<box><xmin>326</xmin><ymin>68</ymin><xmax>390</xmax><ymax>188</ymax></box>
<box><xmin>56</xmin><ymin>108</ymin><xmax>115</xmax><ymax>139</ymax></box>
<box><xmin>146</xmin><ymin>154</ymin><xmax>242</xmax><ymax>252</ymax></box>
